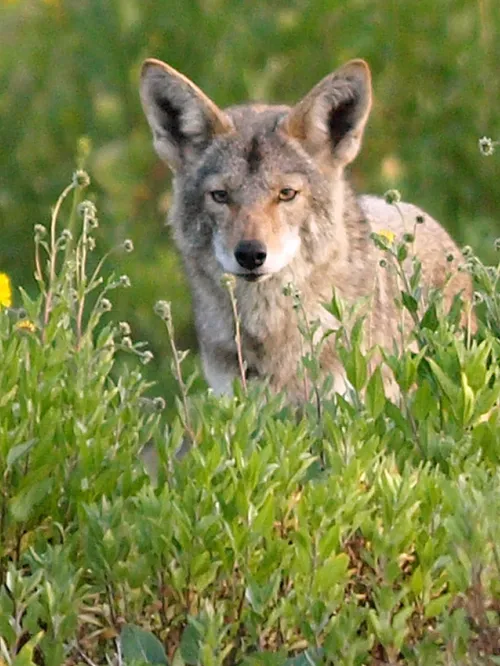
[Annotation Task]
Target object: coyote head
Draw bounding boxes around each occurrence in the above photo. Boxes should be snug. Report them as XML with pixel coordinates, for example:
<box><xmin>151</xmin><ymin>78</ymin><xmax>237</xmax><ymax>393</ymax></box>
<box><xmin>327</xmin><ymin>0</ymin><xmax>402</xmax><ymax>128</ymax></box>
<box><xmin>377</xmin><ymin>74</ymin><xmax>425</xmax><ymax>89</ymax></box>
<box><xmin>140</xmin><ymin>59</ymin><xmax>372</xmax><ymax>281</ymax></box>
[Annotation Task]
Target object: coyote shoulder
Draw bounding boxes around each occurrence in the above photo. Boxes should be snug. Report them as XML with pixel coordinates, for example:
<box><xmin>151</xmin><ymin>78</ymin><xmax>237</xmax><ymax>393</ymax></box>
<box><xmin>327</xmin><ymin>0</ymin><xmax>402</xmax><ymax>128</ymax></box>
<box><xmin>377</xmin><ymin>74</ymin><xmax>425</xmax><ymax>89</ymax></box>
<box><xmin>140</xmin><ymin>58</ymin><xmax>473</xmax><ymax>402</ymax></box>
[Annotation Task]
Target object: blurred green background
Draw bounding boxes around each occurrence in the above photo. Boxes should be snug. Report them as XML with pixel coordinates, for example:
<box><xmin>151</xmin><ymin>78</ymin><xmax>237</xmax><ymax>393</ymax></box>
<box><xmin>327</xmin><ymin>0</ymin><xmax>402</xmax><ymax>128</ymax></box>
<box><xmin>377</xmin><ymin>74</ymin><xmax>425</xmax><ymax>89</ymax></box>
<box><xmin>1</xmin><ymin>0</ymin><xmax>499</xmax><ymax>401</ymax></box>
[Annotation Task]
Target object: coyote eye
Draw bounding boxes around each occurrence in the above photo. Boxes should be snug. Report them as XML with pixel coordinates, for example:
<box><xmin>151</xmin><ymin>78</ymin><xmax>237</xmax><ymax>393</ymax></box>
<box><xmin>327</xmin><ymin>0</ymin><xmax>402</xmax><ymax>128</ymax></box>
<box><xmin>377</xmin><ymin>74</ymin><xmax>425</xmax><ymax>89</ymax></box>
<box><xmin>210</xmin><ymin>190</ymin><xmax>229</xmax><ymax>204</ymax></box>
<box><xmin>279</xmin><ymin>188</ymin><xmax>298</xmax><ymax>202</ymax></box>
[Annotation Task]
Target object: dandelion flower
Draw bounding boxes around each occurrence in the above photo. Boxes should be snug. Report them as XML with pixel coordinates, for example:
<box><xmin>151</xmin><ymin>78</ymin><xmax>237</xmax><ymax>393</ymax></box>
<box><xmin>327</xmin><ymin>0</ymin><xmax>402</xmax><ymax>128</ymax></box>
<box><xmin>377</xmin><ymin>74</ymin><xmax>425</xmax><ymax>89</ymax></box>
<box><xmin>0</xmin><ymin>273</ymin><xmax>12</xmax><ymax>308</ymax></box>
<box><xmin>16</xmin><ymin>320</ymin><xmax>36</xmax><ymax>333</ymax></box>
<box><xmin>378</xmin><ymin>229</ymin><xmax>396</xmax><ymax>244</ymax></box>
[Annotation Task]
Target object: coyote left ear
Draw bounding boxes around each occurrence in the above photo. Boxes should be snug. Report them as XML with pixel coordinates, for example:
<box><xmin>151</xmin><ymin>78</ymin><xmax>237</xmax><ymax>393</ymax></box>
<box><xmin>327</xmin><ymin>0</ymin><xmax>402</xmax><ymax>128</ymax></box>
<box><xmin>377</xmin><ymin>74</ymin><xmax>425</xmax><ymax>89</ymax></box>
<box><xmin>283</xmin><ymin>60</ymin><xmax>372</xmax><ymax>166</ymax></box>
<box><xmin>140</xmin><ymin>58</ymin><xmax>234</xmax><ymax>171</ymax></box>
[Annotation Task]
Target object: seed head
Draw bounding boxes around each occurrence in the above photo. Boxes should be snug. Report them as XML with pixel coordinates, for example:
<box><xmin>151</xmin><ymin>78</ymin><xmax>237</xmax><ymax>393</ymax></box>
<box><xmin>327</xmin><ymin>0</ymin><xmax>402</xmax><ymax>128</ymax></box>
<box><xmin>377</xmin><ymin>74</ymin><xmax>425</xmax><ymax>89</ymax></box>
<box><xmin>478</xmin><ymin>136</ymin><xmax>495</xmax><ymax>156</ymax></box>
<box><xmin>141</xmin><ymin>350</ymin><xmax>154</xmax><ymax>365</ymax></box>
<box><xmin>154</xmin><ymin>300</ymin><xmax>172</xmax><ymax>321</ymax></box>
<box><xmin>416</xmin><ymin>215</ymin><xmax>425</xmax><ymax>225</ymax></box>
<box><xmin>121</xmin><ymin>336</ymin><xmax>133</xmax><ymax>349</ymax></box>
<box><xmin>379</xmin><ymin>259</ymin><xmax>387</xmax><ymax>268</ymax></box>
<box><xmin>221</xmin><ymin>273</ymin><xmax>236</xmax><ymax>290</ymax></box>
<box><xmin>87</xmin><ymin>236</ymin><xmax>96</xmax><ymax>251</ymax></box>
<box><xmin>384</xmin><ymin>189</ymin><xmax>401</xmax><ymax>205</ymax></box>
<box><xmin>60</xmin><ymin>229</ymin><xmax>72</xmax><ymax>242</ymax></box>
<box><xmin>473</xmin><ymin>291</ymin><xmax>484</xmax><ymax>305</ymax></box>
<box><xmin>118</xmin><ymin>321</ymin><xmax>131</xmax><ymax>336</ymax></box>
<box><xmin>119</xmin><ymin>275</ymin><xmax>131</xmax><ymax>288</ymax></box>
<box><xmin>34</xmin><ymin>224</ymin><xmax>47</xmax><ymax>239</ymax></box>
<box><xmin>100</xmin><ymin>298</ymin><xmax>112</xmax><ymax>312</ymax></box>
<box><xmin>73</xmin><ymin>170</ymin><xmax>91</xmax><ymax>189</ymax></box>
<box><xmin>78</xmin><ymin>200</ymin><xmax>97</xmax><ymax>218</ymax></box>
<box><xmin>402</xmin><ymin>232</ymin><xmax>415</xmax><ymax>244</ymax></box>
<box><xmin>495</xmin><ymin>238</ymin><xmax>500</xmax><ymax>251</ymax></box>
<box><xmin>123</xmin><ymin>239</ymin><xmax>134</xmax><ymax>253</ymax></box>
<box><xmin>153</xmin><ymin>396</ymin><xmax>166</xmax><ymax>412</ymax></box>
<box><xmin>446</xmin><ymin>253</ymin><xmax>454</xmax><ymax>263</ymax></box>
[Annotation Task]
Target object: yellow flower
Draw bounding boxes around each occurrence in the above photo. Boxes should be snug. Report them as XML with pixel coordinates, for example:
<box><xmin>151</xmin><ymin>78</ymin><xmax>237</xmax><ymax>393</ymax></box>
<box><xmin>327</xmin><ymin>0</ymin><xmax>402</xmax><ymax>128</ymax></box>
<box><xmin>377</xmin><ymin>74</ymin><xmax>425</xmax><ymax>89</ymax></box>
<box><xmin>16</xmin><ymin>320</ymin><xmax>37</xmax><ymax>333</ymax></box>
<box><xmin>378</xmin><ymin>229</ymin><xmax>396</xmax><ymax>244</ymax></box>
<box><xmin>0</xmin><ymin>273</ymin><xmax>12</xmax><ymax>308</ymax></box>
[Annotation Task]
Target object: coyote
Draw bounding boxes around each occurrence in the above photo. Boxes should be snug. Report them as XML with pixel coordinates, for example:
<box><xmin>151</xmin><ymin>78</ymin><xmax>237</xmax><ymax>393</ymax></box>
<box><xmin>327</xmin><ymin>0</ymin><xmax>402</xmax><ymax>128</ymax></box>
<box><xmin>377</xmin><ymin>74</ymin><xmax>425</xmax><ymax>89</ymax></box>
<box><xmin>140</xmin><ymin>58</ymin><xmax>473</xmax><ymax>402</ymax></box>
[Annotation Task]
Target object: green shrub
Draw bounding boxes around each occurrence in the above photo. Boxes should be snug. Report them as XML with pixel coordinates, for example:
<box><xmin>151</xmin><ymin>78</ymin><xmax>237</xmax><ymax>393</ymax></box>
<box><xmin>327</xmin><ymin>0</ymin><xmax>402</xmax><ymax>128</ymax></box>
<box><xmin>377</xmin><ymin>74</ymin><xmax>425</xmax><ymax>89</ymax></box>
<box><xmin>0</xmin><ymin>177</ymin><xmax>499</xmax><ymax>665</ymax></box>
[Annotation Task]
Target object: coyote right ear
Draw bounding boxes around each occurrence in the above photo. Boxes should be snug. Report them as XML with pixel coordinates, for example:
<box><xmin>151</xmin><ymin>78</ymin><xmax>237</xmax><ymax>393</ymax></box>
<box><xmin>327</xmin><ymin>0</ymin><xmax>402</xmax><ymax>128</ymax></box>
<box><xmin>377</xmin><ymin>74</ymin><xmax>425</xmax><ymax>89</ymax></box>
<box><xmin>283</xmin><ymin>60</ymin><xmax>372</xmax><ymax>167</ymax></box>
<box><xmin>140</xmin><ymin>59</ymin><xmax>234</xmax><ymax>171</ymax></box>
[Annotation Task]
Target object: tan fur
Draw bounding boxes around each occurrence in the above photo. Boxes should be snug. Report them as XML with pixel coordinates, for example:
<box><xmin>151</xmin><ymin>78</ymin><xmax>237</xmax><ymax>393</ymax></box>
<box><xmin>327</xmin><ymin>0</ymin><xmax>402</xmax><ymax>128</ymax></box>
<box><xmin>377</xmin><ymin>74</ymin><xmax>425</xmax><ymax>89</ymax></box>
<box><xmin>140</xmin><ymin>58</ymin><xmax>474</xmax><ymax>402</ymax></box>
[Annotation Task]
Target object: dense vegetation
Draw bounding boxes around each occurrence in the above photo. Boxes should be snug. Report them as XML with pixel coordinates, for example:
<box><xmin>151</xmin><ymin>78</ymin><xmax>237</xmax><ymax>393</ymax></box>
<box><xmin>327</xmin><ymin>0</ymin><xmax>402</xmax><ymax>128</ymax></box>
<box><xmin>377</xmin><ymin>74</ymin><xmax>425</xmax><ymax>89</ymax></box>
<box><xmin>0</xmin><ymin>173</ymin><xmax>499</xmax><ymax>665</ymax></box>
<box><xmin>1</xmin><ymin>0</ymin><xmax>499</xmax><ymax>398</ymax></box>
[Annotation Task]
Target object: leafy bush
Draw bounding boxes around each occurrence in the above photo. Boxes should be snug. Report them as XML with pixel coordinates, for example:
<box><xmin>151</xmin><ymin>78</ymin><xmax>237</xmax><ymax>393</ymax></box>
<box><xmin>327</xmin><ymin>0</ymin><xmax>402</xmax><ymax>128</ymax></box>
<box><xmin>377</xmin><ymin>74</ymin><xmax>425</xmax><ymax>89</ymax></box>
<box><xmin>2</xmin><ymin>0</ymin><xmax>500</xmax><ymax>406</ymax></box>
<box><xmin>0</xmin><ymin>177</ymin><xmax>499</xmax><ymax>665</ymax></box>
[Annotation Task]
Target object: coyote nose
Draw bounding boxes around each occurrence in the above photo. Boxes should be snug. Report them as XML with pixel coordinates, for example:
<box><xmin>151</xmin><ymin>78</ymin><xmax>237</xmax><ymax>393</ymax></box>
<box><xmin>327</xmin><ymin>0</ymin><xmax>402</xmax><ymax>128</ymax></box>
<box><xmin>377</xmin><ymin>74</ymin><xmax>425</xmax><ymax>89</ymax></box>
<box><xmin>234</xmin><ymin>240</ymin><xmax>267</xmax><ymax>270</ymax></box>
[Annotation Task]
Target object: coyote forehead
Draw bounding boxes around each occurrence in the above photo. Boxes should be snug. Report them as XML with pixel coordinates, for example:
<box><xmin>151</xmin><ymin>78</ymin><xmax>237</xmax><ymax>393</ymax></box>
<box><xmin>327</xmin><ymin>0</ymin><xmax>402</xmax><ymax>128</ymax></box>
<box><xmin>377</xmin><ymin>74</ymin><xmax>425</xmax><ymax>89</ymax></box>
<box><xmin>139</xmin><ymin>58</ymin><xmax>473</xmax><ymax>402</ymax></box>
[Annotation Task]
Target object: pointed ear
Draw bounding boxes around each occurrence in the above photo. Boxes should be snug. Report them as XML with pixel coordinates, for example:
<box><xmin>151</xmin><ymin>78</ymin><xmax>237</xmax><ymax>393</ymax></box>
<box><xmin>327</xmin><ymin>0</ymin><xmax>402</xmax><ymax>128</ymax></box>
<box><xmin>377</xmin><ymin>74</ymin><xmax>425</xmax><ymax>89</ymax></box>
<box><xmin>282</xmin><ymin>60</ymin><xmax>372</xmax><ymax>166</ymax></box>
<box><xmin>140</xmin><ymin>58</ymin><xmax>234</xmax><ymax>171</ymax></box>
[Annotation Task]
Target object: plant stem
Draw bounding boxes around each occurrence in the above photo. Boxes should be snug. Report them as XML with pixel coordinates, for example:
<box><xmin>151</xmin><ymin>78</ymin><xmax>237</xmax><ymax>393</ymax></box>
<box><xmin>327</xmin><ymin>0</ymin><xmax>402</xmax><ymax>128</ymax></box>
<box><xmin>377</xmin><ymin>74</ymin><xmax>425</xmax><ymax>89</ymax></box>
<box><xmin>43</xmin><ymin>181</ymin><xmax>76</xmax><ymax>338</ymax></box>
<box><xmin>224</xmin><ymin>277</ymin><xmax>247</xmax><ymax>394</ymax></box>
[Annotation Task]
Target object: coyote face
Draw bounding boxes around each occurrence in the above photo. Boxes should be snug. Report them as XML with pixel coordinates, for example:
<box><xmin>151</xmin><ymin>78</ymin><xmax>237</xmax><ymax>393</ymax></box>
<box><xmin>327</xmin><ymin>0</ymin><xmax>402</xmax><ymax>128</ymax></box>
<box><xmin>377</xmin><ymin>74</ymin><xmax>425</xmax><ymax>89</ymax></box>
<box><xmin>199</xmin><ymin>129</ymin><xmax>309</xmax><ymax>282</ymax></box>
<box><xmin>140</xmin><ymin>58</ymin><xmax>473</xmax><ymax>400</ymax></box>
<box><xmin>140</xmin><ymin>58</ymin><xmax>371</xmax><ymax>282</ymax></box>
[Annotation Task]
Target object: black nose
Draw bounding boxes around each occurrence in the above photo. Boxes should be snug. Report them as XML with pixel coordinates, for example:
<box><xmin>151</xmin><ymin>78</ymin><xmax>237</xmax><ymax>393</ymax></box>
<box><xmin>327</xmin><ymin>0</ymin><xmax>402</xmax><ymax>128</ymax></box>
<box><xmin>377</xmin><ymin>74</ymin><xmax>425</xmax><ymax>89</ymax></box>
<box><xmin>234</xmin><ymin>240</ymin><xmax>267</xmax><ymax>270</ymax></box>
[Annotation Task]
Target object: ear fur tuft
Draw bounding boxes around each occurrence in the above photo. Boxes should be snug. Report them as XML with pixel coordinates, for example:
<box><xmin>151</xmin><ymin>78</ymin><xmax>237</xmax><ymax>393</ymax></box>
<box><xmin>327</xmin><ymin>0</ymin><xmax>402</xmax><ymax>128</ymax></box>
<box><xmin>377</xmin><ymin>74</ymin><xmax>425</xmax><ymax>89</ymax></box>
<box><xmin>283</xmin><ymin>59</ymin><xmax>372</xmax><ymax>166</ymax></box>
<box><xmin>140</xmin><ymin>59</ymin><xmax>234</xmax><ymax>170</ymax></box>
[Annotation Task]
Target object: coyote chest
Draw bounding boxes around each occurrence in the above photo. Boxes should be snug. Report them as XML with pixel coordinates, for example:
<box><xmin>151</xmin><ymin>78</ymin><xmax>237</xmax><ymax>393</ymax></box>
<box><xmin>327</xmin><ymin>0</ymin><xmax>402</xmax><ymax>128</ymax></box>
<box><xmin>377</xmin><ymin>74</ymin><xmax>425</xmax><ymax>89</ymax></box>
<box><xmin>140</xmin><ymin>57</ymin><xmax>473</xmax><ymax>401</ymax></box>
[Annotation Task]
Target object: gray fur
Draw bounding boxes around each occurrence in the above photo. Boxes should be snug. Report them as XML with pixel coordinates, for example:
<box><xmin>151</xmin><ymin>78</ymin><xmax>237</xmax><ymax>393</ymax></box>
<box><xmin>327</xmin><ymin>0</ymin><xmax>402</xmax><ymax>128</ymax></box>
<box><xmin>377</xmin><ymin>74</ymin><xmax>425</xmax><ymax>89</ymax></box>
<box><xmin>140</xmin><ymin>58</ymin><xmax>474</xmax><ymax>402</ymax></box>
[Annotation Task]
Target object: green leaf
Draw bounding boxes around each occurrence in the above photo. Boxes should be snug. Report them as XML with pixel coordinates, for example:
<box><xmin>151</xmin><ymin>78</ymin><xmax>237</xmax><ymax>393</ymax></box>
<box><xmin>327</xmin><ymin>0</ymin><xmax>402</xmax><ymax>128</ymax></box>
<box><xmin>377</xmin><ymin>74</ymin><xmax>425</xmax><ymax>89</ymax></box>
<box><xmin>12</xmin><ymin>632</ymin><xmax>44</xmax><ymax>666</ymax></box>
<box><xmin>285</xmin><ymin>648</ymin><xmax>324</xmax><ymax>665</ymax></box>
<box><xmin>0</xmin><ymin>385</ymin><xmax>17</xmax><ymax>408</ymax></box>
<box><xmin>412</xmin><ymin>380</ymin><xmax>434</xmax><ymax>421</ymax></box>
<box><xmin>7</xmin><ymin>439</ymin><xmax>37</xmax><ymax>468</ymax></box>
<box><xmin>397</xmin><ymin>244</ymin><xmax>408</xmax><ymax>263</ymax></box>
<box><xmin>243</xmin><ymin>653</ymin><xmax>287</xmax><ymax>666</ymax></box>
<box><xmin>460</xmin><ymin>371</ymin><xmax>475</xmax><ymax>426</ymax></box>
<box><xmin>424</xmin><ymin>593</ymin><xmax>453</xmax><ymax>619</ymax></box>
<box><xmin>427</xmin><ymin>358</ymin><xmax>459</xmax><ymax>403</ymax></box>
<box><xmin>365</xmin><ymin>366</ymin><xmax>386</xmax><ymax>419</ymax></box>
<box><xmin>401</xmin><ymin>291</ymin><xmax>418</xmax><ymax>315</ymax></box>
<box><xmin>252</xmin><ymin>494</ymin><xmax>275</xmax><ymax>536</ymax></box>
<box><xmin>10</xmin><ymin>477</ymin><xmax>53</xmax><ymax>522</ymax></box>
<box><xmin>314</xmin><ymin>553</ymin><xmax>349</xmax><ymax>592</ymax></box>
<box><xmin>420</xmin><ymin>302</ymin><xmax>439</xmax><ymax>331</ymax></box>
<box><xmin>120</xmin><ymin>624</ymin><xmax>169</xmax><ymax>665</ymax></box>
<box><xmin>325</xmin><ymin>289</ymin><xmax>344</xmax><ymax>321</ymax></box>
<box><xmin>319</xmin><ymin>524</ymin><xmax>340</xmax><ymax>560</ymax></box>
<box><xmin>344</xmin><ymin>345</ymin><xmax>367</xmax><ymax>393</ymax></box>
<box><xmin>179</xmin><ymin>622</ymin><xmax>201</xmax><ymax>666</ymax></box>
